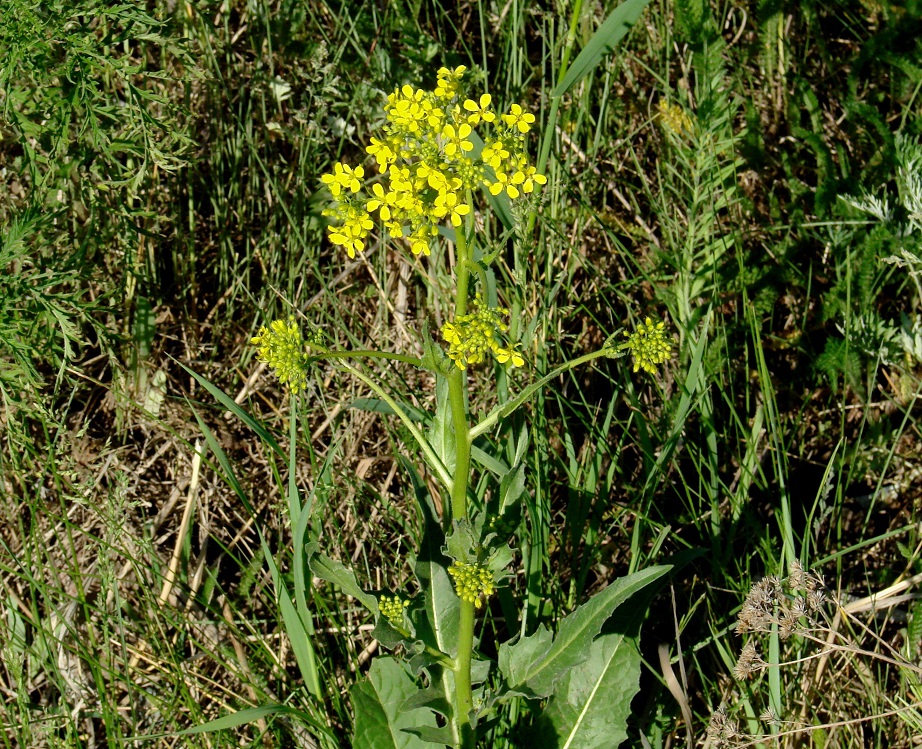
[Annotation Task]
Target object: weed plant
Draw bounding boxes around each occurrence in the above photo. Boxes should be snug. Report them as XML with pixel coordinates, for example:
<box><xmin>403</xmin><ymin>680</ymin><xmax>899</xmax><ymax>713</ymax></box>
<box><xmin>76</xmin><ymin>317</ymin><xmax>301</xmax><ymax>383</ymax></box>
<box><xmin>1</xmin><ymin>0</ymin><xmax>921</xmax><ymax>746</ymax></box>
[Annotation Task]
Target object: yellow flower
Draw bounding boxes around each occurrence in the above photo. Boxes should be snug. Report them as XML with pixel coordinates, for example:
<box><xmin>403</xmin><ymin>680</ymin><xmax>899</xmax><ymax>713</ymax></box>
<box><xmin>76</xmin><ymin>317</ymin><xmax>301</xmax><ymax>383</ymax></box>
<box><xmin>434</xmin><ymin>65</ymin><xmax>467</xmax><ymax>99</ymax></box>
<box><xmin>657</xmin><ymin>99</ymin><xmax>694</xmax><ymax>138</ymax></box>
<box><xmin>520</xmin><ymin>165</ymin><xmax>547</xmax><ymax>194</ymax></box>
<box><xmin>433</xmin><ymin>191</ymin><xmax>471</xmax><ymax>227</ymax></box>
<box><xmin>486</xmin><ymin>170</ymin><xmax>525</xmax><ymax>199</ymax></box>
<box><xmin>501</xmin><ymin>103</ymin><xmax>536</xmax><ymax>133</ymax></box>
<box><xmin>327</xmin><ymin>206</ymin><xmax>374</xmax><ymax>258</ymax></box>
<box><xmin>366</xmin><ymin>137</ymin><xmax>398</xmax><ymax>172</ymax></box>
<box><xmin>320</xmin><ymin>162</ymin><xmax>364</xmax><ymax>197</ymax></box>
<box><xmin>481</xmin><ymin>139</ymin><xmax>510</xmax><ymax>170</ymax></box>
<box><xmin>441</xmin><ymin>122</ymin><xmax>474</xmax><ymax>157</ymax></box>
<box><xmin>463</xmin><ymin>94</ymin><xmax>495</xmax><ymax>125</ymax></box>
<box><xmin>441</xmin><ymin>295</ymin><xmax>517</xmax><ymax>368</ymax></box>
<box><xmin>366</xmin><ymin>182</ymin><xmax>400</xmax><ymax>222</ymax></box>
<box><xmin>494</xmin><ymin>345</ymin><xmax>524</xmax><ymax>368</ymax></box>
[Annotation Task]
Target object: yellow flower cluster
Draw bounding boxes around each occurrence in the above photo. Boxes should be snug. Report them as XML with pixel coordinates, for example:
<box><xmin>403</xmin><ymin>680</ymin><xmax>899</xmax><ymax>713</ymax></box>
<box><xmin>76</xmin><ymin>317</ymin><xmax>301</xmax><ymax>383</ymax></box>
<box><xmin>441</xmin><ymin>295</ymin><xmax>524</xmax><ymax>369</ymax></box>
<box><xmin>379</xmin><ymin>594</ymin><xmax>410</xmax><ymax>627</ymax></box>
<box><xmin>622</xmin><ymin>317</ymin><xmax>673</xmax><ymax>374</ymax></box>
<box><xmin>448</xmin><ymin>561</ymin><xmax>495</xmax><ymax>608</ymax></box>
<box><xmin>321</xmin><ymin>65</ymin><xmax>546</xmax><ymax>258</ymax></box>
<box><xmin>656</xmin><ymin>99</ymin><xmax>694</xmax><ymax>138</ymax></box>
<box><xmin>251</xmin><ymin>317</ymin><xmax>310</xmax><ymax>393</ymax></box>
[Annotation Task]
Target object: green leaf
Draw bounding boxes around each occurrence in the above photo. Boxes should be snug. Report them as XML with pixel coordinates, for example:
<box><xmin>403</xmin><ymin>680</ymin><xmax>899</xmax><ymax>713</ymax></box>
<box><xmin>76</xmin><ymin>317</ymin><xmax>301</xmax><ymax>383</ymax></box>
<box><xmin>530</xmin><ymin>620</ymin><xmax>643</xmax><ymax>748</ymax></box>
<box><xmin>179</xmin><ymin>361</ymin><xmax>285</xmax><ymax>460</ymax></box>
<box><xmin>428</xmin><ymin>376</ymin><xmax>456</xmax><ymax>475</ymax></box>
<box><xmin>551</xmin><ymin>0</ymin><xmax>651</xmax><ymax>98</ymax></box>
<box><xmin>498</xmin><ymin>566</ymin><xmax>669</xmax><ymax>697</ymax></box>
<box><xmin>176</xmin><ymin>704</ymin><xmax>313</xmax><ymax>735</ymax></box>
<box><xmin>306</xmin><ymin>544</ymin><xmax>379</xmax><ymax>615</ymax></box>
<box><xmin>471</xmin><ymin>442</ymin><xmax>509</xmax><ymax>476</ymax></box>
<box><xmin>351</xmin><ymin>657</ymin><xmax>440</xmax><ymax>749</ymax></box>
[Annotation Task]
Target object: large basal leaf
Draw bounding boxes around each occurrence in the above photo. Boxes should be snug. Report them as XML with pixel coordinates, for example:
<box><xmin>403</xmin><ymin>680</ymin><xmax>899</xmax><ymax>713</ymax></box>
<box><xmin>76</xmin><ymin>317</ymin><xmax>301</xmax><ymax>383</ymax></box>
<box><xmin>530</xmin><ymin>623</ymin><xmax>642</xmax><ymax>748</ymax></box>
<box><xmin>498</xmin><ymin>566</ymin><xmax>669</xmax><ymax>697</ymax></box>
<box><xmin>551</xmin><ymin>0</ymin><xmax>651</xmax><ymax>98</ymax></box>
<box><xmin>351</xmin><ymin>657</ymin><xmax>440</xmax><ymax>749</ymax></box>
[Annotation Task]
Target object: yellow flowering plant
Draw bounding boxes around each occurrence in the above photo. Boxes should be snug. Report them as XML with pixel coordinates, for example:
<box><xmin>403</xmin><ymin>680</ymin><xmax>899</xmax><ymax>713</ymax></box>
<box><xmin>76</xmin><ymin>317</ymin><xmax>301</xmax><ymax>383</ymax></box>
<box><xmin>190</xmin><ymin>63</ymin><xmax>674</xmax><ymax>749</ymax></box>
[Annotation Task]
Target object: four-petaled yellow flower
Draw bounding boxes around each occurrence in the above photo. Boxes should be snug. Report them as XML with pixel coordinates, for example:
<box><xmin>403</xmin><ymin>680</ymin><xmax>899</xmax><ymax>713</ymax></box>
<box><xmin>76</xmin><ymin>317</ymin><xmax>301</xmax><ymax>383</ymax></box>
<box><xmin>463</xmin><ymin>94</ymin><xmax>495</xmax><ymax>125</ymax></box>
<box><xmin>434</xmin><ymin>191</ymin><xmax>471</xmax><ymax>227</ymax></box>
<box><xmin>487</xmin><ymin>170</ymin><xmax>526</xmax><ymax>199</ymax></box>
<box><xmin>501</xmin><ymin>103</ymin><xmax>535</xmax><ymax>133</ymax></box>
<box><xmin>321</xmin><ymin>162</ymin><xmax>364</xmax><ymax>197</ymax></box>
<box><xmin>441</xmin><ymin>123</ymin><xmax>474</xmax><ymax>157</ymax></box>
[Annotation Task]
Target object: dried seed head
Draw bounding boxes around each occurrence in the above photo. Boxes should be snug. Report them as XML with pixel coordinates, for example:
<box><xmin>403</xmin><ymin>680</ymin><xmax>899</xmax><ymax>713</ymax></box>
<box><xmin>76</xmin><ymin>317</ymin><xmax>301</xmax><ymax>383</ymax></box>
<box><xmin>779</xmin><ymin>605</ymin><xmax>799</xmax><ymax>639</ymax></box>
<box><xmin>788</xmin><ymin>559</ymin><xmax>806</xmax><ymax>591</ymax></box>
<box><xmin>733</xmin><ymin>640</ymin><xmax>766</xmax><ymax>679</ymax></box>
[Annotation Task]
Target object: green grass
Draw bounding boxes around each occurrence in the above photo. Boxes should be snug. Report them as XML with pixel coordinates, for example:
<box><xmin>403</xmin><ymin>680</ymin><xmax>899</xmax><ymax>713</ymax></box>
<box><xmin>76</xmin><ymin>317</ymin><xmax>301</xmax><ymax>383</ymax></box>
<box><xmin>2</xmin><ymin>0</ymin><xmax>921</xmax><ymax>745</ymax></box>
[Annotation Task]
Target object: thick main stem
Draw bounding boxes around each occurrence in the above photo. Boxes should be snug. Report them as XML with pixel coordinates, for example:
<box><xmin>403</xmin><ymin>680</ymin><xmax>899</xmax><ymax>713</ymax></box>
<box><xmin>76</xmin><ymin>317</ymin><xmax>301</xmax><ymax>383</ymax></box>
<box><xmin>449</xmin><ymin>229</ymin><xmax>476</xmax><ymax>749</ymax></box>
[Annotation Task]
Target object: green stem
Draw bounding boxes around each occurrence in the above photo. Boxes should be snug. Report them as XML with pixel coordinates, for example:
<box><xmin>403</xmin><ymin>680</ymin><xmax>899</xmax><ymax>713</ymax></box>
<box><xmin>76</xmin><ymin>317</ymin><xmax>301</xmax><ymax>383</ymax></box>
<box><xmin>449</xmin><ymin>228</ymin><xmax>476</xmax><ymax>749</ymax></box>
<box><xmin>448</xmin><ymin>367</ymin><xmax>472</xmax><ymax>522</ymax></box>
<box><xmin>454</xmin><ymin>600</ymin><xmax>476</xmax><ymax>749</ymax></box>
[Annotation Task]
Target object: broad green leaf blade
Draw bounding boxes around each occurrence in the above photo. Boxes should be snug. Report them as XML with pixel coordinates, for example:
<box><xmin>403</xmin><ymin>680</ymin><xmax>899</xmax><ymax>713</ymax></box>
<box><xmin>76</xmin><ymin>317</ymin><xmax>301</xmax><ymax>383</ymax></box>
<box><xmin>306</xmin><ymin>544</ymin><xmax>379</xmax><ymax>614</ymax></box>
<box><xmin>531</xmin><ymin>626</ymin><xmax>641</xmax><ymax>748</ymax></box>
<box><xmin>179</xmin><ymin>361</ymin><xmax>285</xmax><ymax>460</ymax></box>
<box><xmin>351</xmin><ymin>657</ymin><xmax>439</xmax><ymax>749</ymax></box>
<box><xmin>428</xmin><ymin>376</ymin><xmax>456</xmax><ymax>475</ymax></box>
<box><xmin>499</xmin><ymin>566</ymin><xmax>669</xmax><ymax>697</ymax></box>
<box><xmin>497</xmin><ymin>624</ymin><xmax>553</xmax><ymax>695</ymax></box>
<box><xmin>551</xmin><ymin>0</ymin><xmax>651</xmax><ymax>98</ymax></box>
<box><xmin>404</xmin><ymin>455</ymin><xmax>460</xmax><ymax>748</ymax></box>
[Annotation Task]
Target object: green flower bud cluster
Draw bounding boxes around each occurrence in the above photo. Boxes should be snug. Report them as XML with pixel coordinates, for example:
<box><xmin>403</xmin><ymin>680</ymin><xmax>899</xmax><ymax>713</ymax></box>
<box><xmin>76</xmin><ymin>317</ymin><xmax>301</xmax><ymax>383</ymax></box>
<box><xmin>379</xmin><ymin>594</ymin><xmax>410</xmax><ymax>627</ymax></box>
<box><xmin>448</xmin><ymin>561</ymin><xmax>495</xmax><ymax>609</ymax></box>
<box><xmin>441</xmin><ymin>294</ymin><xmax>524</xmax><ymax>369</ymax></box>
<box><xmin>621</xmin><ymin>317</ymin><xmax>673</xmax><ymax>374</ymax></box>
<box><xmin>251</xmin><ymin>317</ymin><xmax>312</xmax><ymax>393</ymax></box>
<box><xmin>321</xmin><ymin>66</ymin><xmax>545</xmax><ymax>259</ymax></box>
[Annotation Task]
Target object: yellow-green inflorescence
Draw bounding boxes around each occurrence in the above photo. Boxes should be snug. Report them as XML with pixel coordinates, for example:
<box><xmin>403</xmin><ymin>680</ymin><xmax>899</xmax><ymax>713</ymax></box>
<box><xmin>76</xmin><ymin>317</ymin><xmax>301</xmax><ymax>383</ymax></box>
<box><xmin>379</xmin><ymin>594</ymin><xmax>411</xmax><ymax>627</ymax></box>
<box><xmin>448</xmin><ymin>561</ymin><xmax>495</xmax><ymax>609</ymax></box>
<box><xmin>251</xmin><ymin>318</ymin><xmax>324</xmax><ymax>393</ymax></box>
<box><xmin>321</xmin><ymin>65</ymin><xmax>546</xmax><ymax>259</ymax></box>
<box><xmin>622</xmin><ymin>317</ymin><xmax>674</xmax><ymax>374</ymax></box>
<box><xmin>441</xmin><ymin>293</ymin><xmax>524</xmax><ymax>369</ymax></box>
<box><xmin>656</xmin><ymin>99</ymin><xmax>694</xmax><ymax>139</ymax></box>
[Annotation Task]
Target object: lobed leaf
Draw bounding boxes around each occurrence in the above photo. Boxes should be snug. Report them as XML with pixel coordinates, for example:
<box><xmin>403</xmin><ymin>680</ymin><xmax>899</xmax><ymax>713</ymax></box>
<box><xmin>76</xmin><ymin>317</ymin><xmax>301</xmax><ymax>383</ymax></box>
<box><xmin>498</xmin><ymin>566</ymin><xmax>669</xmax><ymax>697</ymax></box>
<box><xmin>351</xmin><ymin>657</ymin><xmax>440</xmax><ymax>749</ymax></box>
